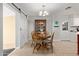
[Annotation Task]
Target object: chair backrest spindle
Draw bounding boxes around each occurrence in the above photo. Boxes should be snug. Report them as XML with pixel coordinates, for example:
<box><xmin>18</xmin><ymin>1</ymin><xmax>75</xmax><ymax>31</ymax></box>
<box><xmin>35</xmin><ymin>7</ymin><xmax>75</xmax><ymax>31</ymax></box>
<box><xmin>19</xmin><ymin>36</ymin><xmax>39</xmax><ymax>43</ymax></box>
<box><xmin>51</xmin><ymin>32</ymin><xmax>55</xmax><ymax>44</ymax></box>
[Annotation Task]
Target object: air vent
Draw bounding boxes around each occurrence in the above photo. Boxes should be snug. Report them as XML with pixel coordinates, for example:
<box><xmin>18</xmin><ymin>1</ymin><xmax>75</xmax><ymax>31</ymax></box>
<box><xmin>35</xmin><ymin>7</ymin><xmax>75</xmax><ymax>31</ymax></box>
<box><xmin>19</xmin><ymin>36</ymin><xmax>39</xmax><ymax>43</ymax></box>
<box><xmin>65</xmin><ymin>6</ymin><xmax>71</xmax><ymax>10</ymax></box>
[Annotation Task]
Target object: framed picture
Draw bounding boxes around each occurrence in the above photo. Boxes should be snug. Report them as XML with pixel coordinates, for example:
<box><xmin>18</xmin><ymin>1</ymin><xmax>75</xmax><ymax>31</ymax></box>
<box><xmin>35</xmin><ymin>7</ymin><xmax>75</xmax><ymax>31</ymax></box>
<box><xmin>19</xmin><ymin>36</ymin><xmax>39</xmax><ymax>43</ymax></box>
<box><xmin>35</xmin><ymin>20</ymin><xmax>46</xmax><ymax>32</ymax></box>
<box><xmin>62</xmin><ymin>21</ymin><xmax>68</xmax><ymax>31</ymax></box>
<box><xmin>54</xmin><ymin>21</ymin><xmax>59</xmax><ymax>27</ymax></box>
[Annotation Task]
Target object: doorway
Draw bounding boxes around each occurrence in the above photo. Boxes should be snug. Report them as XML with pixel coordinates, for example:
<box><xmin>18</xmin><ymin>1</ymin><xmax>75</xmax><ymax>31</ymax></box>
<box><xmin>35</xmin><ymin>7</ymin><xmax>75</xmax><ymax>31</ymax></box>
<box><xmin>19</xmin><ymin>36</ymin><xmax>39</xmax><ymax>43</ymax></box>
<box><xmin>3</xmin><ymin>5</ymin><xmax>16</xmax><ymax>56</ymax></box>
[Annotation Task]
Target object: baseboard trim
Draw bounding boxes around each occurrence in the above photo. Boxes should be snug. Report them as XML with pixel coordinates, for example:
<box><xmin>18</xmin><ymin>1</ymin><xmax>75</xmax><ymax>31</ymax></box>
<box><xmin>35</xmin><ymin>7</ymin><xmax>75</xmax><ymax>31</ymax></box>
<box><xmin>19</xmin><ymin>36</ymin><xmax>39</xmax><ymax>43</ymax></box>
<box><xmin>53</xmin><ymin>40</ymin><xmax>77</xmax><ymax>43</ymax></box>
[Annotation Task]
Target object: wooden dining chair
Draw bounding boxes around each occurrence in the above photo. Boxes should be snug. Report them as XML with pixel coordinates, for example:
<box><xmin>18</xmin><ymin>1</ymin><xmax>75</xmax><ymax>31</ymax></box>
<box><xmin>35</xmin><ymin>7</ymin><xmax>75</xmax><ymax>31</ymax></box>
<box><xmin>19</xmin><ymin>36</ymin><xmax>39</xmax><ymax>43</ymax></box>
<box><xmin>31</xmin><ymin>31</ymin><xmax>42</xmax><ymax>53</ymax></box>
<box><xmin>46</xmin><ymin>32</ymin><xmax>55</xmax><ymax>53</ymax></box>
<box><xmin>33</xmin><ymin>39</ymin><xmax>43</xmax><ymax>53</ymax></box>
<box><xmin>31</xmin><ymin>31</ymin><xmax>39</xmax><ymax>46</ymax></box>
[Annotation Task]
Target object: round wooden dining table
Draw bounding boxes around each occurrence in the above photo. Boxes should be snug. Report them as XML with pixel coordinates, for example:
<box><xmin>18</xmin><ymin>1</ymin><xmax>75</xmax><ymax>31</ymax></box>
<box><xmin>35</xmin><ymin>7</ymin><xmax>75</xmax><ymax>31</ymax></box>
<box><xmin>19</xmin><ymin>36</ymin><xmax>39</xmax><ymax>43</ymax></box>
<box><xmin>36</xmin><ymin>33</ymin><xmax>51</xmax><ymax>51</ymax></box>
<box><xmin>32</xmin><ymin>31</ymin><xmax>51</xmax><ymax>53</ymax></box>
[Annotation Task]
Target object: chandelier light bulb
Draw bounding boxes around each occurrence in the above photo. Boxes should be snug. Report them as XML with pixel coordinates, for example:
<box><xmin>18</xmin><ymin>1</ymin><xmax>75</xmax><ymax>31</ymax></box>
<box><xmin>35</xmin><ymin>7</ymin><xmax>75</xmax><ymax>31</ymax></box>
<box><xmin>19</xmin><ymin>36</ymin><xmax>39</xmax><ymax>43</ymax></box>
<box><xmin>39</xmin><ymin>5</ymin><xmax>48</xmax><ymax>16</ymax></box>
<box><xmin>39</xmin><ymin>10</ymin><xmax>42</xmax><ymax>16</ymax></box>
<box><xmin>46</xmin><ymin>12</ymin><xmax>48</xmax><ymax>15</ymax></box>
<box><xmin>44</xmin><ymin>11</ymin><xmax>47</xmax><ymax>14</ymax></box>
<box><xmin>43</xmin><ymin>13</ymin><xmax>46</xmax><ymax>16</ymax></box>
<box><xmin>44</xmin><ymin>10</ymin><xmax>48</xmax><ymax>15</ymax></box>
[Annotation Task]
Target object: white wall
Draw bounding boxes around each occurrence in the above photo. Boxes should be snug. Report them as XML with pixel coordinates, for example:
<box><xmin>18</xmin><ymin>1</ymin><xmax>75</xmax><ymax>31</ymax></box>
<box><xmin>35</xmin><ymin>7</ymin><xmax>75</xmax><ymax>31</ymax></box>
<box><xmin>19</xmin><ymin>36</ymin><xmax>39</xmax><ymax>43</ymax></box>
<box><xmin>14</xmin><ymin>6</ymin><xmax>28</xmax><ymax>48</ymax></box>
<box><xmin>19</xmin><ymin>13</ymin><xmax>28</xmax><ymax>47</ymax></box>
<box><xmin>52</xmin><ymin>7</ymin><xmax>78</xmax><ymax>42</ymax></box>
<box><xmin>0</xmin><ymin>3</ymin><xmax>3</xmax><ymax>56</ymax></box>
<box><xmin>73</xmin><ymin>18</ymin><xmax>79</xmax><ymax>26</ymax></box>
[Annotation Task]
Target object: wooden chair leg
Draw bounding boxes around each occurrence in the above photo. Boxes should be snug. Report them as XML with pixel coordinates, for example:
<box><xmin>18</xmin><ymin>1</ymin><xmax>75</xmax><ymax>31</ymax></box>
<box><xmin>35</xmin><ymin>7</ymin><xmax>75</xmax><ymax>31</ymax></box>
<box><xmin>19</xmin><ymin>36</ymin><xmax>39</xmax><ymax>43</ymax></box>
<box><xmin>33</xmin><ymin>43</ymin><xmax>41</xmax><ymax>53</ymax></box>
<box><xmin>31</xmin><ymin>41</ymin><xmax>33</xmax><ymax>47</ymax></box>
<box><xmin>31</xmin><ymin>41</ymin><xmax>35</xmax><ymax>47</ymax></box>
<box><xmin>51</xmin><ymin>46</ymin><xmax>53</xmax><ymax>53</ymax></box>
<box><xmin>33</xmin><ymin>43</ymin><xmax>37</xmax><ymax>53</ymax></box>
<box><xmin>37</xmin><ymin>44</ymin><xmax>41</xmax><ymax>51</ymax></box>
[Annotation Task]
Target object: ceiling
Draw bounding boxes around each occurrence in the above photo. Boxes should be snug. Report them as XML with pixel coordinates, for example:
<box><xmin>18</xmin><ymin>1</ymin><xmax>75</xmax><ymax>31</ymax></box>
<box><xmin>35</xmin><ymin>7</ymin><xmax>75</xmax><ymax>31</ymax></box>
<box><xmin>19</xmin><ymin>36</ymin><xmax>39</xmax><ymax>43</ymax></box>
<box><xmin>15</xmin><ymin>3</ymin><xmax>79</xmax><ymax>17</ymax></box>
<box><xmin>3</xmin><ymin>5</ymin><xmax>15</xmax><ymax>16</ymax></box>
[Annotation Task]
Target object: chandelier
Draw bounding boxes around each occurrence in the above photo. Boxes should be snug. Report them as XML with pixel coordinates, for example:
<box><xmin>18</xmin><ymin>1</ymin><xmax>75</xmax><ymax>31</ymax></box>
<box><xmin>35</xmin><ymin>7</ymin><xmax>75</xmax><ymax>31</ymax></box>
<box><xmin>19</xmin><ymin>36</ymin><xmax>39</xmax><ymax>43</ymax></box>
<box><xmin>39</xmin><ymin>5</ymin><xmax>48</xmax><ymax>16</ymax></box>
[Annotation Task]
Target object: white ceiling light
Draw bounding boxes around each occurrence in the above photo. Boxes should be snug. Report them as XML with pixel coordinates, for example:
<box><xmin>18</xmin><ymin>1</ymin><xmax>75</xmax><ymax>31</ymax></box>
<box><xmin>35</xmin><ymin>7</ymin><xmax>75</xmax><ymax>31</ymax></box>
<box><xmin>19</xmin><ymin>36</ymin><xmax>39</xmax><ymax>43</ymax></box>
<box><xmin>39</xmin><ymin>5</ymin><xmax>48</xmax><ymax>16</ymax></box>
